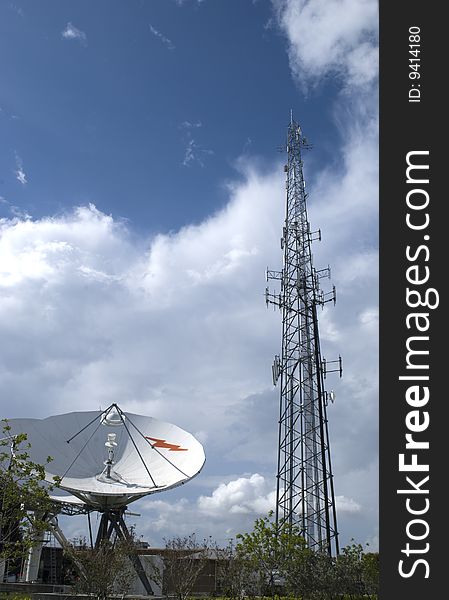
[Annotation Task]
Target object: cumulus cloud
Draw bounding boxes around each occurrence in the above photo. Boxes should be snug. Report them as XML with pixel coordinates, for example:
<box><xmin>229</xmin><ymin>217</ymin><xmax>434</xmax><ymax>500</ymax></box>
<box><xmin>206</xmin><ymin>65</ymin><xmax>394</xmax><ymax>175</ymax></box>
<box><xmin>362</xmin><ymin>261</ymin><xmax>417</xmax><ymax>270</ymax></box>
<box><xmin>1</xmin><ymin>124</ymin><xmax>377</xmax><ymax>545</ymax></box>
<box><xmin>130</xmin><ymin>473</ymin><xmax>361</xmax><ymax>546</ymax></box>
<box><xmin>359</xmin><ymin>307</ymin><xmax>378</xmax><ymax>328</ymax></box>
<box><xmin>1</xmin><ymin>3</ymin><xmax>379</xmax><ymax>548</ymax></box>
<box><xmin>198</xmin><ymin>474</ymin><xmax>276</xmax><ymax>516</ymax></box>
<box><xmin>269</xmin><ymin>4</ymin><xmax>379</xmax><ymax>530</ymax></box>
<box><xmin>272</xmin><ymin>0</ymin><xmax>378</xmax><ymax>89</ymax></box>
<box><xmin>336</xmin><ymin>495</ymin><xmax>362</xmax><ymax>514</ymax></box>
<box><xmin>61</xmin><ymin>22</ymin><xmax>87</xmax><ymax>45</ymax></box>
<box><xmin>268</xmin><ymin>1</ymin><xmax>378</xmax><ymax>545</ymax></box>
<box><xmin>0</xmin><ymin>172</ymin><xmax>282</xmax><ymax>421</ymax></box>
<box><xmin>198</xmin><ymin>475</ymin><xmax>361</xmax><ymax>518</ymax></box>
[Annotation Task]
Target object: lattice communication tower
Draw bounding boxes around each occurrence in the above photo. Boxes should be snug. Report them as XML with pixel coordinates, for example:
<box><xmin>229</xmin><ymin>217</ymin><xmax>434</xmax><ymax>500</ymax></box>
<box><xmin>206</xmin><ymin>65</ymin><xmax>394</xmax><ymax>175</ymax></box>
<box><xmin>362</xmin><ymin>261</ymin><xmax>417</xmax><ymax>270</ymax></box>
<box><xmin>265</xmin><ymin>116</ymin><xmax>341</xmax><ymax>556</ymax></box>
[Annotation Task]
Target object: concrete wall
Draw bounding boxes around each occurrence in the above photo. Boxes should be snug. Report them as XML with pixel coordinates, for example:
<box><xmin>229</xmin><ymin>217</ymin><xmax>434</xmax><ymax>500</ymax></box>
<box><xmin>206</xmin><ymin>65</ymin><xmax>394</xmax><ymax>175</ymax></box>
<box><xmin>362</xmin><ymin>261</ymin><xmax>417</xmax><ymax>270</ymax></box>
<box><xmin>127</xmin><ymin>555</ymin><xmax>163</xmax><ymax>597</ymax></box>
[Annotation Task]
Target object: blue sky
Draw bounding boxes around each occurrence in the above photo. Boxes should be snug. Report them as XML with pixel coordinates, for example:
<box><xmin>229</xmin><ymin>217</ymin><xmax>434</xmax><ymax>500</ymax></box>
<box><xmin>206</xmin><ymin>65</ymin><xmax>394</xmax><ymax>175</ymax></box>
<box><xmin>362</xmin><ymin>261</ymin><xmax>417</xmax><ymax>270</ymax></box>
<box><xmin>1</xmin><ymin>0</ymin><xmax>378</xmax><ymax>551</ymax></box>
<box><xmin>1</xmin><ymin>0</ymin><xmax>341</xmax><ymax>231</ymax></box>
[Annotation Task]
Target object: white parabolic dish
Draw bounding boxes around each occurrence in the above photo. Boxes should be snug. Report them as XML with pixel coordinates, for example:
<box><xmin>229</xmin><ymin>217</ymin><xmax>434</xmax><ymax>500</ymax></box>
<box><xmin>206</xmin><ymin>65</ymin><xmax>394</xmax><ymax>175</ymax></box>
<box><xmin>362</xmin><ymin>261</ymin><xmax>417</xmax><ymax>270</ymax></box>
<box><xmin>8</xmin><ymin>406</ymin><xmax>205</xmax><ymax>509</ymax></box>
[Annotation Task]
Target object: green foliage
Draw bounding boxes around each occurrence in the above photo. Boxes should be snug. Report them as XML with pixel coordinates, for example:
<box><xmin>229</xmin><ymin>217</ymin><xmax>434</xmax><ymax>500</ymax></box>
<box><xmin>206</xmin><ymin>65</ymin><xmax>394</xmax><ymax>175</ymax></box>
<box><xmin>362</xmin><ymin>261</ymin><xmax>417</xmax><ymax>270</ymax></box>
<box><xmin>0</xmin><ymin>420</ymin><xmax>56</xmax><ymax>563</ymax></box>
<box><xmin>235</xmin><ymin>512</ymin><xmax>307</xmax><ymax>597</ymax></box>
<box><xmin>361</xmin><ymin>550</ymin><xmax>379</xmax><ymax>598</ymax></box>
<box><xmin>284</xmin><ymin>546</ymin><xmax>333</xmax><ymax>599</ymax></box>
<box><xmin>215</xmin><ymin>539</ymin><xmax>259</xmax><ymax>600</ymax></box>
<box><xmin>230</xmin><ymin>515</ymin><xmax>379</xmax><ymax>600</ymax></box>
<box><xmin>162</xmin><ymin>534</ymin><xmax>211</xmax><ymax>600</ymax></box>
<box><xmin>69</xmin><ymin>539</ymin><xmax>135</xmax><ymax>600</ymax></box>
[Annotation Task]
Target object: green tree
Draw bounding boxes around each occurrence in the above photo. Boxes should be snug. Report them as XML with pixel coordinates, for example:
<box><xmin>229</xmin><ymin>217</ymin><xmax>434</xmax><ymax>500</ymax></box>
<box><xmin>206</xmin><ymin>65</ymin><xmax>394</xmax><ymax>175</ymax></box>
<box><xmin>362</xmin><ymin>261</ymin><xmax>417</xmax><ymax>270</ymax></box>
<box><xmin>1</xmin><ymin>420</ymin><xmax>56</xmax><ymax>576</ymax></box>
<box><xmin>216</xmin><ymin>539</ymin><xmax>258</xmax><ymax>600</ymax></box>
<box><xmin>162</xmin><ymin>534</ymin><xmax>211</xmax><ymax>600</ymax></box>
<box><xmin>361</xmin><ymin>550</ymin><xmax>379</xmax><ymax>599</ymax></box>
<box><xmin>281</xmin><ymin>540</ymin><xmax>343</xmax><ymax>600</ymax></box>
<box><xmin>235</xmin><ymin>512</ymin><xmax>308</xmax><ymax>597</ymax></box>
<box><xmin>333</xmin><ymin>542</ymin><xmax>379</xmax><ymax>600</ymax></box>
<box><xmin>69</xmin><ymin>538</ymin><xmax>135</xmax><ymax>600</ymax></box>
<box><xmin>235</xmin><ymin>514</ymin><xmax>379</xmax><ymax>600</ymax></box>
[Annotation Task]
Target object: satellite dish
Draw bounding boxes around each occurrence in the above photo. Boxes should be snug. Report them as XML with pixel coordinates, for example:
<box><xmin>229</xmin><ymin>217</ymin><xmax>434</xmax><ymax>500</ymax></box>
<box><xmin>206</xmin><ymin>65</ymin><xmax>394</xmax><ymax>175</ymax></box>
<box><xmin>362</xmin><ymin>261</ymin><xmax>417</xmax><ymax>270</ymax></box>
<box><xmin>8</xmin><ymin>404</ymin><xmax>205</xmax><ymax>510</ymax></box>
<box><xmin>100</xmin><ymin>405</ymin><xmax>123</xmax><ymax>426</ymax></box>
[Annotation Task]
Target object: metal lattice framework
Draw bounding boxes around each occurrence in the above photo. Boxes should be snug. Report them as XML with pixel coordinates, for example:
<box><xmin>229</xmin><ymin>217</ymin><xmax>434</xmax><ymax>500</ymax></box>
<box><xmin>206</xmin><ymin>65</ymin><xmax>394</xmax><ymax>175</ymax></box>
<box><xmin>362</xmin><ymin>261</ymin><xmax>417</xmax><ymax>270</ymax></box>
<box><xmin>265</xmin><ymin>117</ymin><xmax>341</xmax><ymax>556</ymax></box>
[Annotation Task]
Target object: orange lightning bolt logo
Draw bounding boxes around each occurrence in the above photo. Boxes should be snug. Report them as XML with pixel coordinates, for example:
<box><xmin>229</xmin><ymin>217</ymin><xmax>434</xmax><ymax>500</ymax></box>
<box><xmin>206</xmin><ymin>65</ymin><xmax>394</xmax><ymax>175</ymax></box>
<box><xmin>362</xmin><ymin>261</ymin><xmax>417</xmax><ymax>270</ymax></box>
<box><xmin>145</xmin><ymin>437</ymin><xmax>188</xmax><ymax>451</ymax></box>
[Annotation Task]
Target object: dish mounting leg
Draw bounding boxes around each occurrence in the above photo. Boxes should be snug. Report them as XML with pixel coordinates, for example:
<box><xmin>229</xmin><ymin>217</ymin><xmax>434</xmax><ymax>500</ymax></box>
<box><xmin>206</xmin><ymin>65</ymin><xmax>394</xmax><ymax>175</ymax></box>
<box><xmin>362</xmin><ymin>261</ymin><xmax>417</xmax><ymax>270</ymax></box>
<box><xmin>95</xmin><ymin>508</ymin><xmax>155</xmax><ymax>596</ymax></box>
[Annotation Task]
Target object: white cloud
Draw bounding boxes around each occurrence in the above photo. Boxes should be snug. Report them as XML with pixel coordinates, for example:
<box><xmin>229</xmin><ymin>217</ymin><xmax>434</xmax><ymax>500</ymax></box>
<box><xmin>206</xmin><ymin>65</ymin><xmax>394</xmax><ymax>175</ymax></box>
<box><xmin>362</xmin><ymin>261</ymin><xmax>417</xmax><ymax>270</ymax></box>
<box><xmin>335</xmin><ymin>495</ymin><xmax>362</xmax><ymax>514</ymax></box>
<box><xmin>61</xmin><ymin>22</ymin><xmax>87</xmax><ymax>45</ymax></box>
<box><xmin>0</xmin><ymin>177</ymin><xmax>281</xmax><ymax>421</ymax></box>
<box><xmin>136</xmin><ymin>474</ymin><xmax>276</xmax><ymax>544</ymax></box>
<box><xmin>0</xmin><ymin>197</ymin><xmax>31</xmax><ymax>221</ymax></box>
<box><xmin>15</xmin><ymin>170</ymin><xmax>27</xmax><ymax>185</ymax></box>
<box><xmin>266</xmin><ymin>1</ymin><xmax>378</xmax><ymax>546</ymax></box>
<box><xmin>359</xmin><ymin>307</ymin><xmax>378</xmax><ymax>328</ymax></box>
<box><xmin>149</xmin><ymin>24</ymin><xmax>175</xmax><ymax>50</ymax></box>
<box><xmin>197</xmin><ymin>476</ymin><xmax>361</xmax><ymax>520</ymax></box>
<box><xmin>1</xmin><ymin>2</ymin><xmax>379</xmax><ymax>544</ymax></box>
<box><xmin>198</xmin><ymin>474</ymin><xmax>276</xmax><ymax>516</ymax></box>
<box><xmin>180</xmin><ymin>120</ymin><xmax>213</xmax><ymax>167</ymax></box>
<box><xmin>272</xmin><ymin>0</ymin><xmax>378</xmax><ymax>89</ymax></box>
<box><xmin>183</xmin><ymin>139</ymin><xmax>197</xmax><ymax>166</ymax></box>
<box><xmin>0</xmin><ymin>126</ymin><xmax>377</xmax><ymax>545</ymax></box>
<box><xmin>14</xmin><ymin>153</ymin><xmax>27</xmax><ymax>185</ymax></box>
<box><xmin>182</xmin><ymin>138</ymin><xmax>214</xmax><ymax>167</ymax></box>
<box><xmin>181</xmin><ymin>120</ymin><xmax>202</xmax><ymax>130</ymax></box>
<box><xmin>132</xmin><ymin>473</ymin><xmax>362</xmax><ymax>546</ymax></box>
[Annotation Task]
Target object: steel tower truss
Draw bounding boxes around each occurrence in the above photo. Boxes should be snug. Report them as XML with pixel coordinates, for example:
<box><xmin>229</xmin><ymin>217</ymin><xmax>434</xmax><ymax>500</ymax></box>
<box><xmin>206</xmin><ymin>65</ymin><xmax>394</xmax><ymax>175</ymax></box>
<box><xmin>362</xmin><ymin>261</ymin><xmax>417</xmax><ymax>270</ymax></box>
<box><xmin>265</xmin><ymin>118</ymin><xmax>341</xmax><ymax>556</ymax></box>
